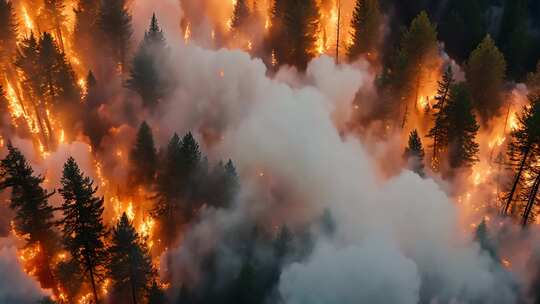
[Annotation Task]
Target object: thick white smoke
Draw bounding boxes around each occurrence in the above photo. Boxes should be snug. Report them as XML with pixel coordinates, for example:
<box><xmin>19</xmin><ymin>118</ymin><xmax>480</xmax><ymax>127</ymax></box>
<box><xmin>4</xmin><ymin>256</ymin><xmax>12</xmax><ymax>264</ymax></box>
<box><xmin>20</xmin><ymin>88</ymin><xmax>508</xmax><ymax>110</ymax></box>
<box><xmin>0</xmin><ymin>242</ymin><xmax>50</xmax><ymax>303</ymax></box>
<box><xmin>155</xmin><ymin>41</ymin><xmax>517</xmax><ymax>302</ymax></box>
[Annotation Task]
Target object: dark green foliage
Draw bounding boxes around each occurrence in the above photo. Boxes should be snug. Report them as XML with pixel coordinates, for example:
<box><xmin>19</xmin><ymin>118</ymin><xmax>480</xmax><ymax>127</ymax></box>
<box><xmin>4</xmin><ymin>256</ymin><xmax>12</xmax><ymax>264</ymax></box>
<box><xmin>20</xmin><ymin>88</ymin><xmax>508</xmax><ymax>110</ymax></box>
<box><xmin>403</xmin><ymin>129</ymin><xmax>425</xmax><ymax>177</ymax></box>
<box><xmin>206</xmin><ymin>159</ymin><xmax>239</xmax><ymax>209</ymax></box>
<box><xmin>99</xmin><ymin>0</ymin><xmax>133</xmax><ymax>72</ymax></box>
<box><xmin>57</xmin><ymin>157</ymin><xmax>108</xmax><ymax>303</ymax></box>
<box><xmin>465</xmin><ymin>35</ymin><xmax>506</xmax><ymax>124</ymax></box>
<box><xmin>348</xmin><ymin>0</ymin><xmax>382</xmax><ymax>61</ymax></box>
<box><xmin>427</xmin><ymin>66</ymin><xmax>454</xmax><ymax>168</ymax></box>
<box><xmin>0</xmin><ymin>144</ymin><xmax>56</xmax><ymax>250</ymax></box>
<box><xmin>0</xmin><ymin>144</ymin><xmax>58</xmax><ymax>287</ymax></box>
<box><xmin>108</xmin><ymin>213</ymin><xmax>155</xmax><ymax>303</ymax></box>
<box><xmin>268</xmin><ymin>0</ymin><xmax>320</xmax><ymax>70</ymax></box>
<box><xmin>0</xmin><ymin>0</ymin><xmax>18</xmax><ymax>71</ymax></box>
<box><xmin>231</xmin><ymin>0</ymin><xmax>251</xmax><ymax>29</ymax></box>
<box><xmin>129</xmin><ymin>121</ymin><xmax>158</xmax><ymax>187</ymax></box>
<box><xmin>445</xmin><ymin>84</ymin><xmax>480</xmax><ymax>169</ymax></box>
<box><xmin>126</xmin><ymin>14</ymin><xmax>171</xmax><ymax>108</ymax></box>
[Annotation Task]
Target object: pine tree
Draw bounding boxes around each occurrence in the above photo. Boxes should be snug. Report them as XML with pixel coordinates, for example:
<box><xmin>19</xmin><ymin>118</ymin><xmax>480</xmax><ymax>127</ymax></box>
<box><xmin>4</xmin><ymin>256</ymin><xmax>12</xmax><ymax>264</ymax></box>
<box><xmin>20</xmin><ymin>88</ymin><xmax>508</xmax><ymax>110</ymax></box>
<box><xmin>129</xmin><ymin>121</ymin><xmax>158</xmax><ymax>188</ymax></box>
<box><xmin>445</xmin><ymin>84</ymin><xmax>480</xmax><ymax>169</ymax></box>
<box><xmin>147</xmin><ymin>281</ymin><xmax>166</xmax><ymax>304</ymax></box>
<box><xmin>0</xmin><ymin>0</ymin><xmax>18</xmax><ymax>73</ymax></box>
<box><xmin>126</xmin><ymin>14</ymin><xmax>170</xmax><ymax>108</ymax></box>
<box><xmin>179</xmin><ymin>132</ymin><xmax>202</xmax><ymax>181</ymax></box>
<box><xmin>465</xmin><ymin>35</ymin><xmax>506</xmax><ymax>124</ymax></box>
<box><xmin>57</xmin><ymin>157</ymin><xmax>108</xmax><ymax>304</ymax></box>
<box><xmin>403</xmin><ymin>129</ymin><xmax>425</xmax><ymax>177</ymax></box>
<box><xmin>269</xmin><ymin>0</ymin><xmax>320</xmax><ymax>70</ymax></box>
<box><xmin>347</xmin><ymin>0</ymin><xmax>381</xmax><ymax>61</ymax></box>
<box><xmin>231</xmin><ymin>0</ymin><xmax>251</xmax><ymax>30</ymax></box>
<box><xmin>397</xmin><ymin>11</ymin><xmax>438</xmax><ymax>128</ymax></box>
<box><xmin>274</xmin><ymin>226</ymin><xmax>292</xmax><ymax>262</ymax></box>
<box><xmin>99</xmin><ymin>0</ymin><xmax>133</xmax><ymax>73</ymax></box>
<box><xmin>427</xmin><ymin>66</ymin><xmax>454</xmax><ymax>169</ymax></box>
<box><xmin>283</xmin><ymin>0</ymin><xmax>320</xmax><ymax>70</ymax></box>
<box><xmin>0</xmin><ymin>143</ymin><xmax>58</xmax><ymax>288</ymax></box>
<box><xmin>502</xmin><ymin>96</ymin><xmax>540</xmax><ymax>216</ymax></box>
<box><xmin>108</xmin><ymin>213</ymin><xmax>155</xmax><ymax>304</ymax></box>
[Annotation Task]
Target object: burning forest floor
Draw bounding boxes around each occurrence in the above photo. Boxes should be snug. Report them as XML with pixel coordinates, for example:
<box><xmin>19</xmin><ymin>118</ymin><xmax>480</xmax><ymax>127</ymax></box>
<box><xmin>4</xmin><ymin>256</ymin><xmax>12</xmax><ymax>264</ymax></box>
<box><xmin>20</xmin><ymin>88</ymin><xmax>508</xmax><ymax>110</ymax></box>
<box><xmin>2</xmin><ymin>0</ymin><xmax>540</xmax><ymax>303</ymax></box>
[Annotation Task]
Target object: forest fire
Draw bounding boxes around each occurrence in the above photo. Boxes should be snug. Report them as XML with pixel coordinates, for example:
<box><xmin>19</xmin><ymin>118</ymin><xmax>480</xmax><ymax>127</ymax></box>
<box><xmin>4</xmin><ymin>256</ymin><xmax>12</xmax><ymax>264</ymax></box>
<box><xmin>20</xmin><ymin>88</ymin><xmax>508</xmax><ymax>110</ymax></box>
<box><xmin>2</xmin><ymin>0</ymin><xmax>540</xmax><ymax>303</ymax></box>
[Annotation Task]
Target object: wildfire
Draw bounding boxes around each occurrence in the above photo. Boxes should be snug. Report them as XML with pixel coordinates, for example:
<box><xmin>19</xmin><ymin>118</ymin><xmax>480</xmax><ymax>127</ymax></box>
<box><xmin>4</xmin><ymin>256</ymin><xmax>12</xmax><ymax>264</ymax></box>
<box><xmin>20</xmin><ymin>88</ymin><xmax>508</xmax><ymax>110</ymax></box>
<box><xmin>184</xmin><ymin>22</ymin><xmax>191</xmax><ymax>44</ymax></box>
<box><xmin>21</xmin><ymin>6</ymin><xmax>34</xmax><ymax>32</ymax></box>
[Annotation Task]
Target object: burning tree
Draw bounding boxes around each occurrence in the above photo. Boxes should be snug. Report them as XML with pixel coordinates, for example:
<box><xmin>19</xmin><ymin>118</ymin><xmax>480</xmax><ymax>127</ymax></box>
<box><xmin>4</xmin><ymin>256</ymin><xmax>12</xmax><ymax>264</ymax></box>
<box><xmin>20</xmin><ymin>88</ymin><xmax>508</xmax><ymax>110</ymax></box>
<box><xmin>267</xmin><ymin>0</ymin><xmax>320</xmax><ymax>70</ymax></box>
<box><xmin>0</xmin><ymin>143</ymin><xmax>58</xmax><ymax>290</ymax></box>
<box><xmin>57</xmin><ymin>157</ymin><xmax>108</xmax><ymax>304</ymax></box>
<box><xmin>347</xmin><ymin>0</ymin><xmax>382</xmax><ymax>62</ymax></box>
<box><xmin>502</xmin><ymin>95</ymin><xmax>540</xmax><ymax>225</ymax></box>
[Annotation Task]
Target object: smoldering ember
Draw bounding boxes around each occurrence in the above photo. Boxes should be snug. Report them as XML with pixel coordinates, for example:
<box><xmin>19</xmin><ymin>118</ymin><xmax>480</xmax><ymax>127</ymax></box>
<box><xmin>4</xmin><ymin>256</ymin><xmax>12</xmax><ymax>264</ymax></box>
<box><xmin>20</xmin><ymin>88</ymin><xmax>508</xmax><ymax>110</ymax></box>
<box><xmin>2</xmin><ymin>0</ymin><xmax>540</xmax><ymax>303</ymax></box>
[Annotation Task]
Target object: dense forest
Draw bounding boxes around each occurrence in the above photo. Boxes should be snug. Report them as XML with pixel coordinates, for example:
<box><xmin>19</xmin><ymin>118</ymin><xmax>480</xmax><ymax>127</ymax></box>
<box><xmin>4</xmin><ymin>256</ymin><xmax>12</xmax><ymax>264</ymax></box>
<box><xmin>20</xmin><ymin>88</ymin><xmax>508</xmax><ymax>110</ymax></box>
<box><xmin>1</xmin><ymin>0</ymin><xmax>540</xmax><ymax>303</ymax></box>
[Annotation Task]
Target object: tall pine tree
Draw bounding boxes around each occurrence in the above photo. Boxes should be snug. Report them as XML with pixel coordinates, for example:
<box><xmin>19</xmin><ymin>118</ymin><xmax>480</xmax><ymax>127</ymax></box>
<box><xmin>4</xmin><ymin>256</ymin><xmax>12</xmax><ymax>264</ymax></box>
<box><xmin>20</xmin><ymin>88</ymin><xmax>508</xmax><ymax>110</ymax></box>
<box><xmin>445</xmin><ymin>84</ymin><xmax>480</xmax><ymax>170</ymax></box>
<box><xmin>0</xmin><ymin>0</ymin><xmax>18</xmax><ymax>74</ymax></box>
<box><xmin>231</xmin><ymin>0</ymin><xmax>251</xmax><ymax>30</ymax></box>
<box><xmin>0</xmin><ymin>143</ymin><xmax>58</xmax><ymax>289</ymax></box>
<box><xmin>129</xmin><ymin>121</ymin><xmax>158</xmax><ymax>188</ymax></box>
<box><xmin>99</xmin><ymin>0</ymin><xmax>133</xmax><ymax>73</ymax></box>
<box><xmin>465</xmin><ymin>35</ymin><xmax>506</xmax><ymax>124</ymax></box>
<box><xmin>403</xmin><ymin>129</ymin><xmax>426</xmax><ymax>177</ymax></box>
<box><xmin>57</xmin><ymin>157</ymin><xmax>108</xmax><ymax>304</ymax></box>
<box><xmin>73</xmin><ymin>0</ymin><xmax>101</xmax><ymax>66</ymax></box>
<box><xmin>347</xmin><ymin>0</ymin><xmax>382</xmax><ymax>61</ymax></box>
<box><xmin>126</xmin><ymin>14</ymin><xmax>170</xmax><ymax>108</ymax></box>
<box><xmin>108</xmin><ymin>213</ymin><xmax>155</xmax><ymax>304</ymax></box>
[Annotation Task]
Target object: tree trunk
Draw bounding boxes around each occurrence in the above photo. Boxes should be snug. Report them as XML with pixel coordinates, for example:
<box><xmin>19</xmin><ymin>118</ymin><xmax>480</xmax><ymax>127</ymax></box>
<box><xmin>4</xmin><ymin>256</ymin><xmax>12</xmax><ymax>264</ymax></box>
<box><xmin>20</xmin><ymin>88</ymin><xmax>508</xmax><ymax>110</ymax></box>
<box><xmin>86</xmin><ymin>255</ymin><xmax>99</xmax><ymax>304</ymax></box>
<box><xmin>522</xmin><ymin>172</ymin><xmax>540</xmax><ymax>227</ymax></box>
<box><xmin>503</xmin><ymin>146</ymin><xmax>531</xmax><ymax>215</ymax></box>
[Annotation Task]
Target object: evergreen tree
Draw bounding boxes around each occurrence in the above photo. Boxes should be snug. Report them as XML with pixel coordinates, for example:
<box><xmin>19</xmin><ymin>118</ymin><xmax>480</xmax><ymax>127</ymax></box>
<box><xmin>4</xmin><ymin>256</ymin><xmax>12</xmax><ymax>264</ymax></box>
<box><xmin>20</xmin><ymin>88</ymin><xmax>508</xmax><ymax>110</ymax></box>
<box><xmin>347</xmin><ymin>0</ymin><xmax>382</xmax><ymax>61</ymax></box>
<box><xmin>129</xmin><ymin>121</ymin><xmax>158</xmax><ymax>187</ymax></box>
<box><xmin>108</xmin><ymin>213</ymin><xmax>155</xmax><ymax>304</ymax></box>
<box><xmin>445</xmin><ymin>84</ymin><xmax>480</xmax><ymax>169</ymax></box>
<box><xmin>388</xmin><ymin>11</ymin><xmax>438</xmax><ymax>127</ymax></box>
<box><xmin>465</xmin><ymin>35</ymin><xmax>506</xmax><ymax>124</ymax></box>
<box><xmin>502</xmin><ymin>96</ymin><xmax>540</xmax><ymax>217</ymax></box>
<box><xmin>147</xmin><ymin>281</ymin><xmax>166</xmax><ymax>304</ymax></box>
<box><xmin>427</xmin><ymin>66</ymin><xmax>454</xmax><ymax>169</ymax></box>
<box><xmin>38</xmin><ymin>32</ymin><xmax>81</xmax><ymax>110</ymax></box>
<box><xmin>0</xmin><ymin>0</ymin><xmax>18</xmax><ymax>73</ymax></box>
<box><xmin>269</xmin><ymin>0</ymin><xmax>320</xmax><ymax>70</ymax></box>
<box><xmin>206</xmin><ymin>160</ymin><xmax>239</xmax><ymax>209</ymax></box>
<box><xmin>403</xmin><ymin>129</ymin><xmax>425</xmax><ymax>177</ymax></box>
<box><xmin>154</xmin><ymin>133</ymin><xmax>182</xmax><ymax>230</ymax></box>
<box><xmin>0</xmin><ymin>143</ymin><xmax>58</xmax><ymax>287</ymax></box>
<box><xmin>126</xmin><ymin>14</ymin><xmax>170</xmax><ymax>108</ymax></box>
<box><xmin>527</xmin><ymin>60</ymin><xmax>540</xmax><ymax>96</ymax></box>
<box><xmin>231</xmin><ymin>0</ymin><xmax>251</xmax><ymax>30</ymax></box>
<box><xmin>179</xmin><ymin>132</ymin><xmax>202</xmax><ymax>182</ymax></box>
<box><xmin>57</xmin><ymin>157</ymin><xmax>108</xmax><ymax>304</ymax></box>
<box><xmin>99</xmin><ymin>0</ymin><xmax>133</xmax><ymax>73</ymax></box>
